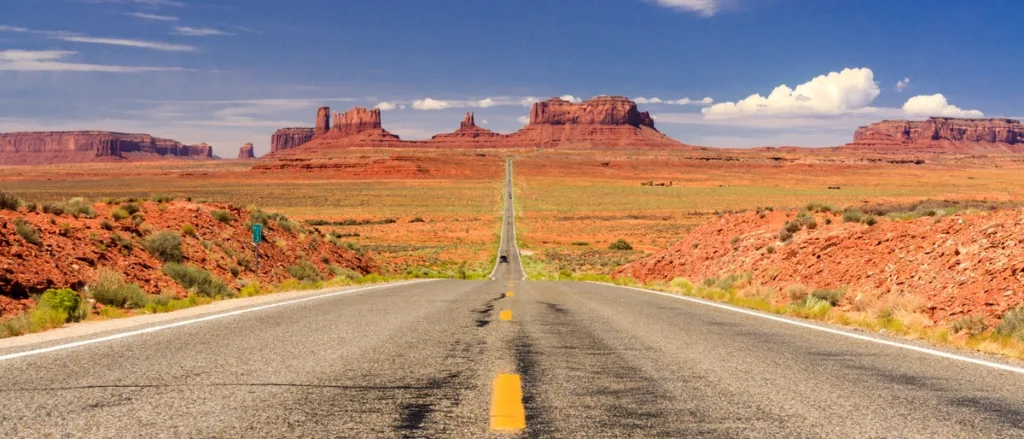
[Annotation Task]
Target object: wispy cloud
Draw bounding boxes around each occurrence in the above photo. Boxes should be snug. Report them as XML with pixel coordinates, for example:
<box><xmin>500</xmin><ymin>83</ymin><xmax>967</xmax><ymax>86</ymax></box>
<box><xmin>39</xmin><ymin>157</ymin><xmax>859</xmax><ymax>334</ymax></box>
<box><xmin>84</xmin><ymin>0</ymin><xmax>186</xmax><ymax>7</ymax></box>
<box><xmin>230</xmin><ymin>25</ymin><xmax>262</xmax><ymax>34</ymax></box>
<box><xmin>634</xmin><ymin>96</ymin><xmax>714</xmax><ymax>105</ymax></box>
<box><xmin>127</xmin><ymin>12</ymin><xmax>179</xmax><ymax>21</ymax></box>
<box><xmin>651</xmin><ymin>0</ymin><xmax>731</xmax><ymax>17</ymax></box>
<box><xmin>172</xmin><ymin>26</ymin><xmax>234</xmax><ymax>37</ymax></box>
<box><xmin>895</xmin><ymin>77</ymin><xmax>911</xmax><ymax>92</ymax></box>
<box><xmin>0</xmin><ymin>49</ymin><xmax>188</xmax><ymax>72</ymax></box>
<box><xmin>60</xmin><ymin>36</ymin><xmax>196</xmax><ymax>52</ymax></box>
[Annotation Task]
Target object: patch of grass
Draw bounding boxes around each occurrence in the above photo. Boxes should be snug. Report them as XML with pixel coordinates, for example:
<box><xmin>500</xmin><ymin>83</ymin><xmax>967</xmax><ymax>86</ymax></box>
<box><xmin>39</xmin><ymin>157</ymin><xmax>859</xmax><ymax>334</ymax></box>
<box><xmin>162</xmin><ymin>263</ymin><xmax>233</xmax><ymax>298</ymax></box>
<box><xmin>112</xmin><ymin>233</ymin><xmax>134</xmax><ymax>253</ymax></box>
<box><xmin>111</xmin><ymin>208</ymin><xmax>130</xmax><ymax>221</ymax></box>
<box><xmin>37</xmin><ymin>288</ymin><xmax>88</xmax><ymax>322</ymax></box>
<box><xmin>143</xmin><ymin>230</ymin><xmax>184</xmax><ymax>263</ymax></box>
<box><xmin>153</xmin><ymin>194</ymin><xmax>175</xmax><ymax>203</ymax></box>
<box><xmin>571</xmin><ymin>241</ymin><xmax>590</xmax><ymax>246</ymax></box>
<box><xmin>14</xmin><ymin>219</ymin><xmax>42</xmax><ymax>245</ymax></box>
<box><xmin>90</xmin><ymin>268</ymin><xmax>149</xmax><ymax>308</ymax></box>
<box><xmin>811</xmin><ymin>287</ymin><xmax>846</xmax><ymax>306</ymax></box>
<box><xmin>286</xmin><ymin>261</ymin><xmax>324</xmax><ymax>283</ymax></box>
<box><xmin>842</xmin><ymin>209</ymin><xmax>864</xmax><ymax>223</ymax></box>
<box><xmin>181</xmin><ymin>223</ymin><xmax>196</xmax><ymax>237</ymax></box>
<box><xmin>122</xmin><ymin>202</ymin><xmax>141</xmax><ymax>215</ymax></box>
<box><xmin>996</xmin><ymin>307</ymin><xmax>1024</xmax><ymax>341</ymax></box>
<box><xmin>327</xmin><ymin>265</ymin><xmax>363</xmax><ymax>280</ymax></box>
<box><xmin>60</xmin><ymin>198</ymin><xmax>96</xmax><ymax>219</ymax></box>
<box><xmin>950</xmin><ymin>315</ymin><xmax>988</xmax><ymax>337</ymax></box>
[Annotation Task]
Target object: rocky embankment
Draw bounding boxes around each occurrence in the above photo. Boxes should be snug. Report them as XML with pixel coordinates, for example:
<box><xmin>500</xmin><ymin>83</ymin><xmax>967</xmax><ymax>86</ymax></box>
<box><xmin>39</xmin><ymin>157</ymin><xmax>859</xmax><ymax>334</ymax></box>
<box><xmin>615</xmin><ymin>208</ymin><xmax>1024</xmax><ymax>324</ymax></box>
<box><xmin>0</xmin><ymin>131</ymin><xmax>214</xmax><ymax>165</ymax></box>
<box><xmin>0</xmin><ymin>198</ymin><xmax>376</xmax><ymax>317</ymax></box>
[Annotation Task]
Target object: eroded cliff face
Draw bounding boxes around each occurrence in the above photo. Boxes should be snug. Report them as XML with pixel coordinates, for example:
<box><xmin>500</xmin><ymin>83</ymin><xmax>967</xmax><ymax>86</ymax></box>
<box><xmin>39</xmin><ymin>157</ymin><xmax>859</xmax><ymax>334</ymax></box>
<box><xmin>529</xmin><ymin>96</ymin><xmax>656</xmax><ymax>128</ymax></box>
<box><xmin>0</xmin><ymin>131</ymin><xmax>213</xmax><ymax>165</ymax></box>
<box><xmin>429</xmin><ymin>112</ymin><xmax>502</xmax><ymax>144</ymax></box>
<box><xmin>848</xmin><ymin>118</ymin><xmax>1024</xmax><ymax>153</ymax></box>
<box><xmin>510</xmin><ymin>96</ymin><xmax>682</xmax><ymax>149</ymax></box>
<box><xmin>270</xmin><ymin>128</ymin><xmax>315</xmax><ymax>153</ymax></box>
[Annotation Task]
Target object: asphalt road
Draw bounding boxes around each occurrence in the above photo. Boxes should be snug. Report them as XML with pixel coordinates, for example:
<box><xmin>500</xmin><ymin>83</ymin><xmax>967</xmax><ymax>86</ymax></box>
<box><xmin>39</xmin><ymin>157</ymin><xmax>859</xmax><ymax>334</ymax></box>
<box><xmin>2</xmin><ymin>159</ymin><xmax>1024</xmax><ymax>437</ymax></box>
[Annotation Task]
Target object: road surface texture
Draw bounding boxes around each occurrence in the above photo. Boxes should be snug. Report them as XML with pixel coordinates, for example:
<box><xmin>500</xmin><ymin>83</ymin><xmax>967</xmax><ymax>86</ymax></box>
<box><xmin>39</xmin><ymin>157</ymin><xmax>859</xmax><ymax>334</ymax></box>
<box><xmin>2</xmin><ymin>159</ymin><xmax>1024</xmax><ymax>437</ymax></box>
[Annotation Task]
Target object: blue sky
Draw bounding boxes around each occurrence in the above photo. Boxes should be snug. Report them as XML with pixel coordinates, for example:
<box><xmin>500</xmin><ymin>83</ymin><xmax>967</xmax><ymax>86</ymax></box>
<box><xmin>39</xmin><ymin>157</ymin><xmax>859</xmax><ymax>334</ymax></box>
<box><xmin>1</xmin><ymin>0</ymin><xmax>1021</xmax><ymax>157</ymax></box>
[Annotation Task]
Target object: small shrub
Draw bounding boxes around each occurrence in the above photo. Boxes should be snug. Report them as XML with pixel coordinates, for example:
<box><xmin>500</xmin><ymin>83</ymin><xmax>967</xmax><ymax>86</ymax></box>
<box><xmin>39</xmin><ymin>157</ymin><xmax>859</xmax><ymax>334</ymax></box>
<box><xmin>996</xmin><ymin>307</ymin><xmax>1024</xmax><ymax>340</ymax></box>
<box><xmin>37</xmin><ymin>288</ymin><xmax>86</xmax><ymax>322</ymax></box>
<box><xmin>248</xmin><ymin>209</ymin><xmax>271</xmax><ymax>227</ymax></box>
<box><xmin>788</xmin><ymin>285</ymin><xmax>811</xmax><ymax>304</ymax></box>
<box><xmin>62</xmin><ymin>198</ymin><xmax>96</xmax><ymax>218</ymax></box>
<box><xmin>122</xmin><ymin>202</ymin><xmax>141</xmax><ymax>215</ymax></box>
<box><xmin>131</xmin><ymin>213</ymin><xmax>146</xmax><ymax>227</ymax></box>
<box><xmin>89</xmin><ymin>268</ymin><xmax>149</xmax><ymax>308</ymax></box>
<box><xmin>608</xmin><ymin>239</ymin><xmax>633</xmax><ymax>251</ymax></box>
<box><xmin>784</xmin><ymin>220</ymin><xmax>802</xmax><ymax>234</ymax></box>
<box><xmin>843</xmin><ymin>209</ymin><xmax>864</xmax><ymax>223</ymax></box>
<box><xmin>824</xmin><ymin>218</ymin><xmax>833</xmax><ymax>225</ymax></box>
<box><xmin>25</xmin><ymin>202</ymin><xmax>37</xmax><ymax>212</ymax></box>
<box><xmin>730</xmin><ymin>236</ymin><xmax>740</xmax><ymax>245</ymax></box>
<box><xmin>236</xmin><ymin>251</ymin><xmax>254</xmax><ymax>270</ymax></box>
<box><xmin>0</xmin><ymin>192</ymin><xmax>20</xmax><ymax>211</ymax></box>
<box><xmin>571</xmin><ymin>241</ymin><xmax>590</xmax><ymax>246</ymax></box>
<box><xmin>29</xmin><ymin>308</ymin><xmax>69</xmax><ymax>331</ymax></box>
<box><xmin>950</xmin><ymin>315</ymin><xmax>988</xmax><ymax>336</ymax></box>
<box><xmin>112</xmin><ymin>233</ymin><xmax>134</xmax><ymax>253</ymax></box>
<box><xmin>766</xmin><ymin>245</ymin><xmax>775</xmax><ymax>254</ymax></box>
<box><xmin>863</xmin><ymin>215</ymin><xmax>878</xmax><ymax>226</ymax></box>
<box><xmin>59</xmin><ymin>222</ymin><xmax>72</xmax><ymax>236</ymax></box>
<box><xmin>100</xmin><ymin>219</ymin><xmax>114</xmax><ymax>231</ymax></box>
<box><xmin>42</xmin><ymin>203</ymin><xmax>65</xmax><ymax>215</ymax></box>
<box><xmin>811</xmin><ymin>287</ymin><xmax>846</xmax><ymax>306</ymax></box>
<box><xmin>409</xmin><ymin>217</ymin><xmax>426</xmax><ymax>223</ymax></box>
<box><xmin>181</xmin><ymin>223</ymin><xmax>196</xmax><ymax>237</ymax></box>
<box><xmin>277</xmin><ymin>217</ymin><xmax>297</xmax><ymax>233</ymax></box>
<box><xmin>143</xmin><ymin>230</ymin><xmax>184</xmax><ymax>263</ymax></box>
<box><xmin>778</xmin><ymin>228</ymin><xmax>794</xmax><ymax>243</ymax></box>
<box><xmin>210</xmin><ymin>210</ymin><xmax>232</xmax><ymax>224</ymax></box>
<box><xmin>111</xmin><ymin>208</ymin><xmax>130</xmax><ymax>221</ymax></box>
<box><xmin>162</xmin><ymin>263</ymin><xmax>233</xmax><ymax>297</ymax></box>
<box><xmin>669</xmin><ymin>278</ymin><xmax>694</xmax><ymax>293</ymax></box>
<box><xmin>229</xmin><ymin>266</ymin><xmax>240</xmax><ymax>277</ymax></box>
<box><xmin>15</xmin><ymin>219</ymin><xmax>42</xmax><ymax>245</ymax></box>
<box><xmin>287</xmin><ymin>261</ymin><xmax>324</xmax><ymax>282</ymax></box>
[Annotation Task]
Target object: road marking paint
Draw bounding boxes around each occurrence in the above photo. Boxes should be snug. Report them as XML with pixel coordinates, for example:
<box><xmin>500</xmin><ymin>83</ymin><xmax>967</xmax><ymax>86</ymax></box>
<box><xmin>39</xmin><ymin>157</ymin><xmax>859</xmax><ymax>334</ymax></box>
<box><xmin>0</xmin><ymin>280</ymin><xmax>440</xmax><ymax>362</ymax></box>
<box><xmin>506</xmin><ymin>291</ymin><xmax>515</xmax><ymax>297</ymax></box>
<box><xmin>489</xmin><ymin>374</ymin><xmax>526</xmax><ymax>431</ymax></box>
<box><xmin>499</xmin><ymin>310</ymin><xmax>513</xmax><ymax>321</ymax></box>
<box><xmin>594</xmin><ymin>282</ymin><xmax>1024</xmax><ymax>375</ymax></box>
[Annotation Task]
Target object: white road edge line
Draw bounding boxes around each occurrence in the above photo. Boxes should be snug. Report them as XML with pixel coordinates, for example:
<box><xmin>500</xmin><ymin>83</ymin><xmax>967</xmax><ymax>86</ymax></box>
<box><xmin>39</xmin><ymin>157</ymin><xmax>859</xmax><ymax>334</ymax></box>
<box><xmin>0</xmin><ymin>279</ymin><xmax>440</xmax><ymax>362</ymax></box>
<box><xmin>488</xmin><ymin>160</ymin><xmax>510</xmax><ymax>280</ymax></box>
<box><xmin>592</xmin><ymin>282</ymin><xmax>1024</xmax><ymax>375</ymax></box>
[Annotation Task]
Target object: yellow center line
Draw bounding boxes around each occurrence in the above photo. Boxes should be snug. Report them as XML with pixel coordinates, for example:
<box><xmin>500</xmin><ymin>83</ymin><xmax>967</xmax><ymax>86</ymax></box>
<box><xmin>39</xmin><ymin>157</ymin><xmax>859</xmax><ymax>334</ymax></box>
<box><xmin>506</xmin><ymin>291</ymin><xmax>515</xmax><ymax>298</ymax></box>
<box><xmin>490</xmin><ymin>374</ymin><xmax>526</xmax><ymax>431</ymax></box>
<box><xmin>499</xmin><ymin>310</ymin><xmax>512</xmax><ymax>321</ymax></box>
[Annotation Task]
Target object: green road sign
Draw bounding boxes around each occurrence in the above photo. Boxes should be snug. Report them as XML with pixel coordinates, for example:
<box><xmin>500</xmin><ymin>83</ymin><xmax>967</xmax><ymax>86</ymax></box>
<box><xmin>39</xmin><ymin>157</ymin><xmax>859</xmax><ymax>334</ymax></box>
<box><xmin>252</xmin><ymin>223</ymin><xmax>263</xmax><ymax>243</ymax></box>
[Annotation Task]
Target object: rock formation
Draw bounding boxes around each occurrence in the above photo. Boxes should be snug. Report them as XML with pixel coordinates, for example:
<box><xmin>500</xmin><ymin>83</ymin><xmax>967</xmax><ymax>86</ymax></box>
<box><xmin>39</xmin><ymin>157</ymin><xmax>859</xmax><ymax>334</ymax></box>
<box><xmin>237</xmin><ymin>143</ymin><xmax>256</xmax><ymax>159</ymax></box>
<box><xmin>0</xmin><ymin>131</ymin><xmax>214</xmax><ymax>165</ymax></box>
<box><xmin>315</xmin><ymin>107</ymin><xmax>331</xmax><ymax>137</ymax></box>
<box><xmin>333</xmin><ymin>107</ymin><xmax>385</xmax><ymax>137</ymax></box>
<box><xmin>846</xmin><ymin>117</ymin><xmax>1024</xmax><ymax>153</ymax></box>
<box><xmin>270</xmin><ymin>128</ymin><xmax>314</xmax><ymax>153</ymax></box>
<box><xmin>509</xmin><ymin>96</ymin><xmax>683</xmax><ymax>149</ymax></box>
<box><xmin>428</xmin><ymin>112</ymin><xmax>503</xmax><ymax>145</ymax></box>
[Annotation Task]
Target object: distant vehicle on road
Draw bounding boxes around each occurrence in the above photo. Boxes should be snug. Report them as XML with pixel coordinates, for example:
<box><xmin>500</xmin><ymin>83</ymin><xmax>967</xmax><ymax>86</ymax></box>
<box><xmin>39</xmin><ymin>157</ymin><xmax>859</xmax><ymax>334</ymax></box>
<box><xmin>499</xmin><ymin>255</ymin><xmax>509</xmax><ymax>264</ymax></box>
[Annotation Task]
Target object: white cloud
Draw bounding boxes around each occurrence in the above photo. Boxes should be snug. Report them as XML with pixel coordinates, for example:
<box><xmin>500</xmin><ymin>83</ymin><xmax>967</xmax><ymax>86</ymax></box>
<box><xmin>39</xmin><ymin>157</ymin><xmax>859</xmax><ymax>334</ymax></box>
<box><xmin>171</xmin><ymin>26</ymin><xmax>234</xmax><ymax>37</ymax></box>
<box><xmin>895</xmin><ymin>77</ymin><xmax>910</xmax><ymax>92</ymax></box>
<box><xmin>560</xmin><ymin>95</ymin><xmax>581</xmax><ymax>103</ymax></box>
<box><xmin>517</xmin><ymin>116</ymin><xmax>529</xmax><ymax>125</ymax></box>
<box><xmin>60</xmin><ymin>36</ymin><xmax>196</xmax><ymax>52</ymax></box>
<box><xmin>411</xmin><ymin>98</ymin><xmax>451</xmax><ymax>111</ymax></box>
<box><xmin>702</xmin><ymin>67</ymin><xmax>880</xmax><ymax>118</ymax></box>
<box><xmin>0</xmin><ymin>49</ymin><xmax>187</xmax><ymax>72</ymax></box>
<box><xmin>520</xmin><ymin>96</ymin><xmax>541</xmax><ymax>106</ymax></box>
<box><xmin>902</xmin><ymin>94</ymin><xmax>983</xmax><ymax>118</ymax></box>
<box><xmin>375</xmin><ymin>101</ymin><xmax>398</xmax><ymax>111</ymax></box>
<box><xmin>652</xmin><ymin>0</ymin><xmax>728</xmax><ymax>17</ymax></box>
<box><xmin>481</xmin><ymin>119</ymin><xmax>488</xmax><ymax>124</ymax></box>
<box><xmin>127</xmin><ymin>12</ymin><xmax>178</xmax><ymax>21</ymax></box>
<box><xmin>477</xmin><ymin>98</ymin><xmax>496</xmax><ymax>108</ymax></box>
<box><xmin>635</xmin><ymin>96</ymin><xmax>713</xmax><ymax>105</ymax></box>
<box><xmin>86</xmin><ymin>0</ymin><xmax>186</xmax><ymax>7</ymax></box>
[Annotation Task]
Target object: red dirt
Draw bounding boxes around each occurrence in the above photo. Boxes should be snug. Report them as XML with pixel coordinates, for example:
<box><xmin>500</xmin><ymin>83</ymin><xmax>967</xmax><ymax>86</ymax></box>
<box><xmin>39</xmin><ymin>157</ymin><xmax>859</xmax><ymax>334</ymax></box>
<box><xmin>615</xmin><ymin>209</ymin><xmax>1024</xmax><ymax>324</ymax></box>
<box><xmin>0</xmin><ymin>201</ymin><xmax>376</xmax><ymax>317</ymax></box>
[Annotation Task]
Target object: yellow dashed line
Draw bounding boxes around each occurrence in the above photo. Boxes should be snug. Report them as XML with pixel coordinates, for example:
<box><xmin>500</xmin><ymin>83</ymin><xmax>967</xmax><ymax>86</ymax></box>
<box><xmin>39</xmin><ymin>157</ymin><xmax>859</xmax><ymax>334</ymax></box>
<box><xmin>490</xmin><ymin>374</ymin><xmax>526</xmax><ymax>431</ymax></box>
<box><xmin>506</xmin><ymin>291</ymin><xmax>515</xmax><ymax>298</ymax></box>
<box><xmin>499</xmin><ymin>310</ymin><xmax>512</xmax><ymax>321</ymax></box>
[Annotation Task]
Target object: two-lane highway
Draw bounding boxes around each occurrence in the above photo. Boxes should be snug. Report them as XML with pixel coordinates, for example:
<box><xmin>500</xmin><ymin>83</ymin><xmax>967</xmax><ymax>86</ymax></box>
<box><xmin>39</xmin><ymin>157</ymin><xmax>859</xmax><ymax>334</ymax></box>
<box><xmin>2</xmin><ymin>159</ymin><xmax>1024</xmax><ymax>437</ymax></box>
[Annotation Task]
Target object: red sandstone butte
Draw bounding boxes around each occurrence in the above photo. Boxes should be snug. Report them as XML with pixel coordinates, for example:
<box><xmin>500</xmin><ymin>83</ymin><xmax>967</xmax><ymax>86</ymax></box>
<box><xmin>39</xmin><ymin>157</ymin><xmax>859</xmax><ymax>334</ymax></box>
<box><xmin>270</xmin><ymin>127</ymin><xmax>315</xmax><ymax>154</ymax></box>
<box><xmin>237</xmin><ymin>143</ymin><xmax>256</xmax><ymax>159</ymax></box>
<box><xmin>428</xmin><ymin>112</ymin><xmax>503</xmax><ymax>145</ymax></box>
<box><xmin>844</xmin><ymin>117</ymin><xmax>1024</xmax><ymax>154</ymax></box>
<box><xmin>0</xmin><ymin>131</ymin><xmax>214</xmax><ymax>165</ymax></box>
<box><xmin>507</xmin><ymin>96</ymin><xmax>684</xmax><ymax>149</ymax></box>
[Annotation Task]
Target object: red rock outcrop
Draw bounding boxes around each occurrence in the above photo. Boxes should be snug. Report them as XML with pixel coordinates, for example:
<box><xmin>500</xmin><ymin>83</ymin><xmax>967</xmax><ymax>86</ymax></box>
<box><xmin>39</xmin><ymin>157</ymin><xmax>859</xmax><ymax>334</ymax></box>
<box><xmin>428</xmin><ymin>112</ymin><xmax>503</xmax><ymax>145</ymax></box>
<box><xmin>270</xmin><ymin>128</ymin><xmax>314</xmax><ymax>153</ymax></box>
<box><xmin>0</xmin><ymin>131</ymin><xmax>214</xmax><ymax>165</ymax></box>
<box><xmin>332</xmin><ymin>107</ymin><xmax>386</xmax><ymax>137</ymax></box>
<box><xmin>845</xmin><ymin>118</ymin><xmax>1024</xmax><ymax>154</ymax></box>
<box><xmin>315</xmin><ymin>107</ymin><xmax>331</xmax><ymax>137</ymax></box>
<box><xmin>237</xmin><ymin>143</ymin><xmax>256</xmax><ymax>159</ymax></box>
<box><xmin>508</xmin><ymin>96</ymin><xmax>685</xmax><ymax>149</ymax></box>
